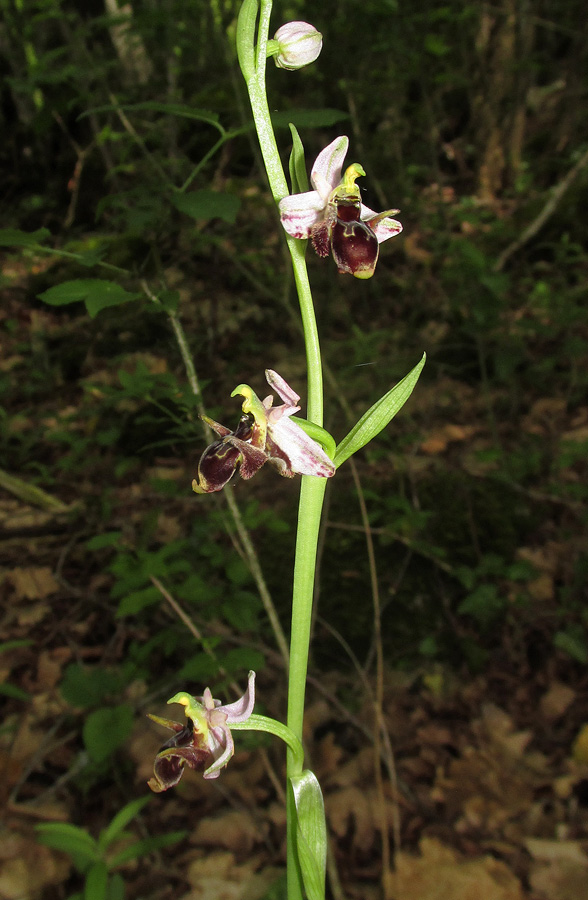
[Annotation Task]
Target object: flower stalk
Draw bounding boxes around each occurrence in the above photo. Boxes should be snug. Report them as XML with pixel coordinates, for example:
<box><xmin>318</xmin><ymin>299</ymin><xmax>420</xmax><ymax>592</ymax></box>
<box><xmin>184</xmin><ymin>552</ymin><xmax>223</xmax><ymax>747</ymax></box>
<box><xmin>237</xmin><ymin>4</ymin><xmax>329</xmax><ymax>898</ymax></box>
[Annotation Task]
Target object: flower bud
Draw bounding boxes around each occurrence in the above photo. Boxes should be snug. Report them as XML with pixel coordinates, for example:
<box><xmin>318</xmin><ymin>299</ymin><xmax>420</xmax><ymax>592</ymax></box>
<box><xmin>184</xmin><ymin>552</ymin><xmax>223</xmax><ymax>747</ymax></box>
<box><xmin>273</xmin><ymin>21</ymin><xmax>322</xmax><ymax>70</ymax></box>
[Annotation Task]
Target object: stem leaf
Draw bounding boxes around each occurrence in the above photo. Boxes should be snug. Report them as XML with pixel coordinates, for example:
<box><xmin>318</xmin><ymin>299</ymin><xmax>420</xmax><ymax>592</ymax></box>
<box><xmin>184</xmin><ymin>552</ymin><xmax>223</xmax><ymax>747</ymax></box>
<box><xmin>288</xmin><ymin>124</ymin><xmax>309</xmax><ymax>193</ymax></box>
<box><xmin>334</xmin><ymin>353</ymin><xmax>426</xmax><ymax>468</ymax></box>
<box><xmin>236</xmin><ymin>0</ymin><xmax>259</xmax><ymax>81</ymax></box>
<box><xmin>291</xmin><ymin>417</ymin><xmax>335</xmax><ymax>460</ymax></box>
<box><xmin>290</xmin><ymin>771</ymin><xmax>327</xmax><ymax>900</ymax></box>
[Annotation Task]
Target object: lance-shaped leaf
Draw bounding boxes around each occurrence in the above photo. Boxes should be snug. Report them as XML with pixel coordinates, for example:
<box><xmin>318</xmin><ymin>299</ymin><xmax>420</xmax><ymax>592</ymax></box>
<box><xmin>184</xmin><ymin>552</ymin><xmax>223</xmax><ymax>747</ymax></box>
<box><xmin>35</xmin><ymin>822</ymin><xmax>101</xmax><ymax>869</ymax></box>
<box><xmin>289</xmin><ymin>124</ymin><xmax>309</xmax><ymax>194</ymax></box>
<box><xmin>97</xmin><ymin>796</ymin><xmax>151</xmax><ymax>852</ymax></box>
<box><xmin>236</xmin><ymin>0</ymin><xmax>259</xmax><ymax>81</ymax></box>
<box><xmin>290</xmin><ymin>770</ymin><xmax>327</xmax><ymax>900</ymax></box>
<box><xmin>334</xmin><ymin>353</ymin><xmax>426</xmax><ymax>468</ymax></box>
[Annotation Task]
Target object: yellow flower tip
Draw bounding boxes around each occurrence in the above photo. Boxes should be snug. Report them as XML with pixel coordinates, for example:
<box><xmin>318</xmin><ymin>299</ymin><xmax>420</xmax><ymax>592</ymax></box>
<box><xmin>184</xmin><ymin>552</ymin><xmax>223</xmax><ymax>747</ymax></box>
<box><xmin>168</xmin><ymin>691</ymin><xmax>191</xmax><ymax>708</ymax></box>
<box><xmin>167</xmin><ymin>691</ymin><xmax>208</xmax><ymax>730</ymax></box>
<box><xmin>192</xmin><ymin>478</ymin><xmax>206</xmax><ymax>494</ymax></box>
<box><xmin>342</xmin><ymin>163</ymin><xmax>366</xmax><ymax>190</ymax></box>
<box><xmin>231</xmin><ymin>383</ymin><xmax>257</xmax><ymax>415</ymax></box>
<box><xmin>230</xmin><ymin>383</ymin><xmax>250</xmax><ymax>400</ymax></box>
<box><xmin>231</xmin><ymin>384</ymin><xmax>268</xmax><ymax>432</ymax></box>
<box><xmin>353</xmin><ymin>269</ymin><xmax>375</xmax><ymax>280</ymax></box>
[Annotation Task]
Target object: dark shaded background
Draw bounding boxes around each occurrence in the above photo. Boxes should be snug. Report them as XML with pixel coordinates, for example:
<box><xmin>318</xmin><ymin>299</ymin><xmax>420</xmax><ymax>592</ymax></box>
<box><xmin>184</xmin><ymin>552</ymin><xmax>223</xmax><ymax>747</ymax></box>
<box><xmin>1</xmin><ymin>1</ymin><xmax>588</xmax><ymax>898</ymax></box>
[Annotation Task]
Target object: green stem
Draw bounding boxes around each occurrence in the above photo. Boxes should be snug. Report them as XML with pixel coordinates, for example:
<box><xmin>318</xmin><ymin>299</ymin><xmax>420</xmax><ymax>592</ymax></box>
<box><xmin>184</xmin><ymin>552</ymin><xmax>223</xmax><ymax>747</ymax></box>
<box><xmin>246</xmin><ymin>71</ymin><xmax>288</xmax><ymax>200</ymax></box>
<box><xmin>239</xmin><ymin>3</ymin><xmax>328</xmax><ymax>898</ymax></box>
<box><xmin>286</xmin><ymin>476</ymin><xmax>327</xmax><ymax>759</ymax></box>
<box><xmin>244</xmin><ymin>13</ymin><xmax>323</xmax><ymax>423</ymax></box>
<box><xmin>287</xmin><ymin>236</ymin><xmax>323</xmax><ymax>425</ymax></box>
<box><xmin>35</xmin><ymin>245</ymin><xmax>129</xmax><ymax>275</ymax></box>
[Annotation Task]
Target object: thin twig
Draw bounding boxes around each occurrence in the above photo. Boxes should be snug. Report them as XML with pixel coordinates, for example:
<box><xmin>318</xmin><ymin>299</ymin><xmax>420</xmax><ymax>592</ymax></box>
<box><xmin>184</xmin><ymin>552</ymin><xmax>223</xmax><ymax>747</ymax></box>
<box><xmin>109</xmin><ymin>93</ymin><xmax>173</xmax><ymax>188</ymax></box>
<box><xmin>140</xmin><ymin>280</ymin><xmax>290</xmax><ymax>666</ymax></box>
<box><xmin>326</xmin><ymin>519</ymin><xmax>454</xmax><ymax>575</ymax></box>
<box><xmin>52</xmin><ymin>111</ymin><xmax>95</xmax><ymax>228</ymax></box>
<box><xmin>349</xmin><ymin>459</ymin><xmax>398</xmax><ymax>899</ymax></box>
<box><xmin>494</xmin><ymin>144</ymin><xmax>588</xmax><ymax>272</ymax></box>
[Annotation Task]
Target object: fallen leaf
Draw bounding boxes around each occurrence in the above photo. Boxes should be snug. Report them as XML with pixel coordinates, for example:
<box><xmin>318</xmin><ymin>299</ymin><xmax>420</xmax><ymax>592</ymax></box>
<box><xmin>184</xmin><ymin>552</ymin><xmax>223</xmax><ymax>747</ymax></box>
<box><xmin>187</xmin><ymin>852</ymin><xmax>235</xmax><ymax>884</ymax></box>
<box><xmin>571</xmin><ymin>724</ymin><xmax>588</xmax><ymax>764</ymax></box>
<box><xmin>191</xmin><ymin>810</ymin><xmax>265</xmax><ymax>854</ymax></box>
<box><xmin>8</xmin><ymin>567</ymin><xmax>60</xmax><ymax>600</ymax></box>
<box><xmin>540</xmin><ymin>683</ymin><xmax>576</xmax><ymax>721</ymax></box>
<box><xmin>325</xmin><ymin>785</ymin><xmax>389</xmax><ymax>855</ymax></box>
<box><xmin>181</xmin><ymin>877</ymin><xmax>242</xmax><ymax>900</ymax></box>
<box><xmin>421</xmin><ymin>424</ymin><xmax>477</xmax><ymax>454</ymax></box>
<box><xmin>527</xmin><ymin>572</ymin><xmax>554</xmax><ymax>602</ymax></box>
<box><xmin>394</xmin><ymin>837</ymin><xmax>524</xmax><ymax>900</ymax></box>
<box><xmin>0</xmin><ymin>836</ymin><xmax>70</xmax><ymax>900</ymax></box>
<box><xmin>481</xmin><ymin>704</ymin><xmax>533</xmax><ymax>758</ymax></box>
<box><xmin>403</xmin><ymin>230</ymin><xmax>433</xmax><ymax>264</ymax></box>
<box><xmin>525</xmin><ymin>838</ymin><xmax>588</xmax><ymax>865</ymax></box>
<box><xmin>154</xmin><ymin>513</ymin><xmax>183</xmax><ymax>543</ymax></box>
<box><xmin>35</xmin><ymin>649</ymin><xmax>69</xmax><ymax>691</ymax></box>
<box><xmin>529</xmin><ymin>857</ymin><xmax>588</xmax><ymax>900</ymax></box>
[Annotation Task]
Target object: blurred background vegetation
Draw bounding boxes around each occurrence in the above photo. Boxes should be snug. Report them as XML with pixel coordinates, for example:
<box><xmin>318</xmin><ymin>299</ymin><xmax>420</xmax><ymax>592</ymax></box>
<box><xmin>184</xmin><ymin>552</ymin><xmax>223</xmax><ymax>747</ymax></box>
<box><xmin>1</xmin><ymin>1</ymin><xmax>588</xmax><ymax>898</ymax></box>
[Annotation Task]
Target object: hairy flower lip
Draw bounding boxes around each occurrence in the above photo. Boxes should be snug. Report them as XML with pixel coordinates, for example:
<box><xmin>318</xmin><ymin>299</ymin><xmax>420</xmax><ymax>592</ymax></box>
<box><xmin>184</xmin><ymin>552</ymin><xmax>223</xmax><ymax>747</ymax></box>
<box><xmin>278</xmin><ymin>137</ymin><xmax>403</xmax><ymax>274</ymax></box>
<box><xmin>148</xmin><ymin>672</ymin><xmax>256</xmax><ymax>791</ymax></box>
<box><xmin>192</xmin><ymin>370</ymin><xmax>335</xmax><ymax>493</ymax></box>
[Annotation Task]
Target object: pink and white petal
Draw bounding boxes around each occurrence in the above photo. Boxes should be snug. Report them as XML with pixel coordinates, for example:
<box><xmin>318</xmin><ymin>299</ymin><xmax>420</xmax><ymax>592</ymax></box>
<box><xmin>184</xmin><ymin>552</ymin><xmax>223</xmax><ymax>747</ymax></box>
<box><xmin>219</xmin><ymin>670</ymin><xmax>256</xmax><ymax>723</ymax></box>
<box><xmin>267</xmin><ymin>404</ymin><xmax>300</xmax><ymax>425</ymax></box>
<box><xmin>361</xmin><ymin>205</ymin><xmax>402</xmax><ymax>243</ymax></box>
<box><xmin>359</xmin><ymin>203</ymin><xmax>399</xmax><ymax>221</ymax></box>
<box><xmin>359</xmin><ymin>203</ymin><xmax>378</xmax><ymax>220</ymax></box>
<box><xmin>310</xmin><ymin>136</ymin><xmax>349</xmax><ymax>201</ymax></box>
<box><xmin>203</xmin><ymin>727</ymin><xmax>234</xmax><ymax>779</ymax></box>
<box><xmin>370</xmin><ymin>215</ymin><xmax>403</xmax><ymax>244</ymax></box>
<box><xmin>270</xmin><ymin>418</ymin><xmax>335</xmax><ymax>478</ymax></box>
<box><xmin>279</xmin><ymin>190</ymin><xmax>324</xmax><ymax>238</ymax></box>
<box><xmin>265</xmin><ymin>369</ymin><xmax>301</xmax><ymax>408</ymax></box>
<box><xmin>199</xmin><ymin>687</ymin><xmax>218</xmax><ymax>710</ymax></box>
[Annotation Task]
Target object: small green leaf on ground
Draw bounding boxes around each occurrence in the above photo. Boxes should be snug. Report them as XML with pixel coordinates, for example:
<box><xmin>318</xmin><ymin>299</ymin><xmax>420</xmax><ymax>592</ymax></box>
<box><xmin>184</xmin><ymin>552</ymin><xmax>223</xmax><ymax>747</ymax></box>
<box><xmin>171</xmin><ymin>190</ymin><xmax>241</xmax><ymax>224</ymax></box>
<box><xmin>37</xmin><ymin>279</ymin><xmax>141</xmax><ymax>317</ymax></box>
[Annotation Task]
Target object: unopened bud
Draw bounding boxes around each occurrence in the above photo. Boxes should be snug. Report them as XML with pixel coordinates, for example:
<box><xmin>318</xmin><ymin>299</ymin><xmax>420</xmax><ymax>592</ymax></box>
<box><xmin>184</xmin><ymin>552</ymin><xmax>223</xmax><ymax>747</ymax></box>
<box><xmin>272</xmin><ymin>21</ymin><xmax>322</xmax><ymax>70</ymax></box>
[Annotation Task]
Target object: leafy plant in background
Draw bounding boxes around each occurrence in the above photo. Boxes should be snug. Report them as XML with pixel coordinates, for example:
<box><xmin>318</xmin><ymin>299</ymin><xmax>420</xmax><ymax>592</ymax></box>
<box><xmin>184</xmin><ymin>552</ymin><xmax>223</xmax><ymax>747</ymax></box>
<box><xmin>142</xmin><ymin>4</ymin><xmax>422</xmax><ymax>900</ymax></box>
<box><xmin>15</xmin><ymin>1</ymin><xmax>422</xmax><ymax>897</ymax></box>
<box><xmin>35</xmin><ymin>796</ymin><xmax>186</xmax><ymax>900</ymax></box>
<box><xmin>0</xmin><ymin>1</ymin><xmax>584</xmax><ymax>898</ymax></box>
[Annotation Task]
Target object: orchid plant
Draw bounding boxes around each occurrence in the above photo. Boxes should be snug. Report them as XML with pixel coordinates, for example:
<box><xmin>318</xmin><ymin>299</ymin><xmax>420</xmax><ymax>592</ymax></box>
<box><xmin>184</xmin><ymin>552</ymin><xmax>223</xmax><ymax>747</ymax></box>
<box><xmin>147</xmin><ymin>2</ymin><xmax>425</xmax><ymax>899</ymax></box>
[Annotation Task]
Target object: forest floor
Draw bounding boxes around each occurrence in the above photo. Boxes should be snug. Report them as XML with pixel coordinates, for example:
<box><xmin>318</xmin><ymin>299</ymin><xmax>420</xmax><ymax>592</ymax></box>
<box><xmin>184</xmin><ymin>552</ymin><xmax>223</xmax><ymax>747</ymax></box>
<box><xmin>2</xmin><ymin>250</ymin><xmax>588</xmax><ymax>900</ymax></box>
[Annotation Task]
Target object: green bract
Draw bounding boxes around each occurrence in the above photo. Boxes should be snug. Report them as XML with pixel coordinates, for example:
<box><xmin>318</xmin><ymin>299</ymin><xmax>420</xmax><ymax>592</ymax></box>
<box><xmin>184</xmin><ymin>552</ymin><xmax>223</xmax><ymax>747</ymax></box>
<box><xmin>290</xmin><ymin>771</ymin><xmax>327</xmax><ymax>900</ymax></box>
<box><xmin>334</xmin><ymin>354</ymin><xmax>426</xmax><ymax>468</ymax></box>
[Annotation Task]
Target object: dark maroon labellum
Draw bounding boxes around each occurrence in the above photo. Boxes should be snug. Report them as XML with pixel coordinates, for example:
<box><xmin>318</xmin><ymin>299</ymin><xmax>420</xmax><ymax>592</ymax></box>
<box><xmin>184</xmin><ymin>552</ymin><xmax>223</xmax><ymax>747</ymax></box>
<box><xmin>197</xmin><ymin>413</ymin><xmax>254</xmax><ymax>490</ymax></box>
<box><xmin>330</xmin><ymin>199</ymin><xmax>379</xmax><ymax>279</ymax></box>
